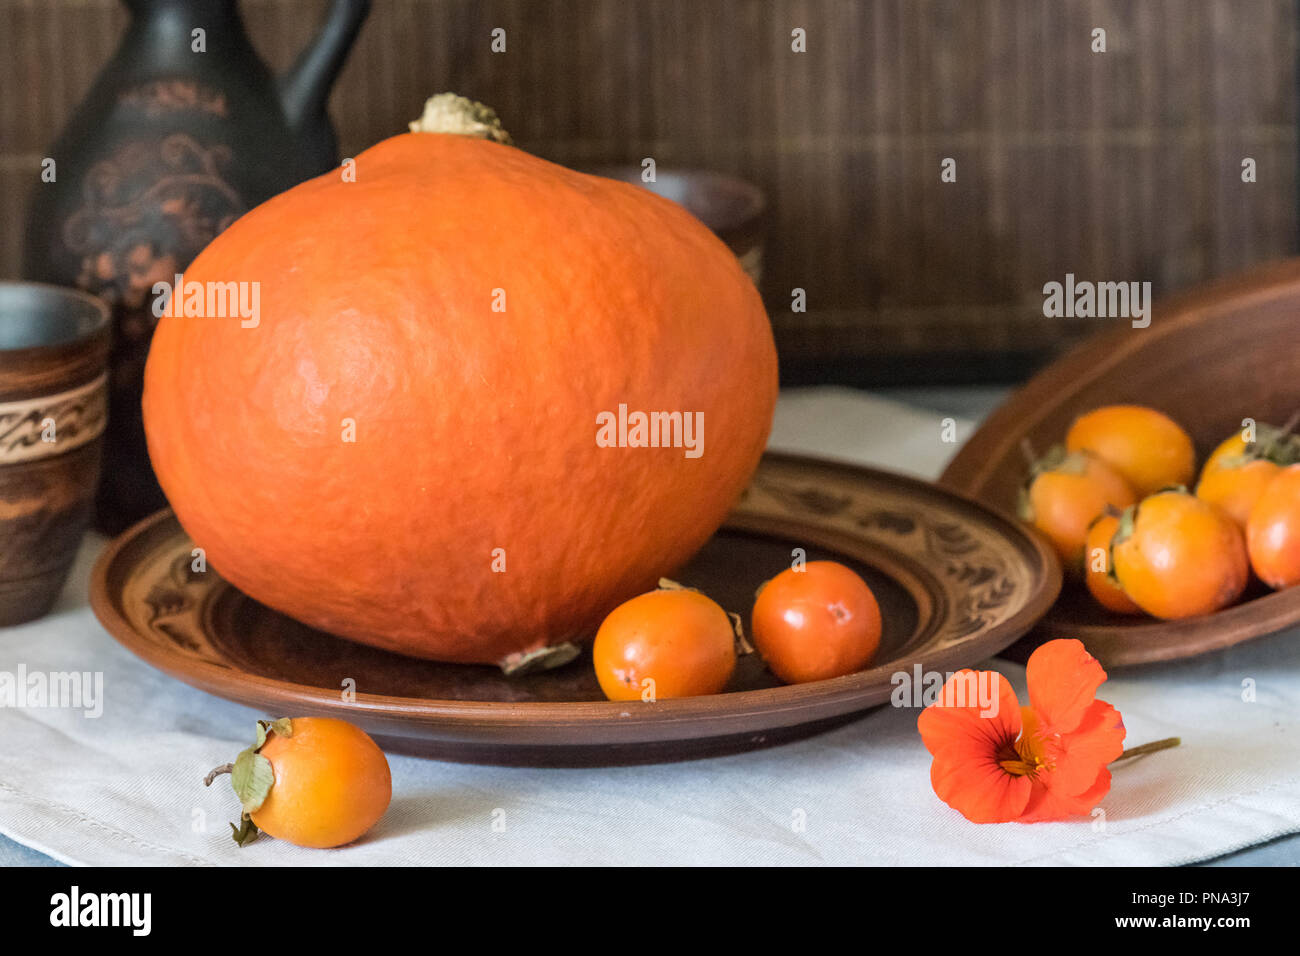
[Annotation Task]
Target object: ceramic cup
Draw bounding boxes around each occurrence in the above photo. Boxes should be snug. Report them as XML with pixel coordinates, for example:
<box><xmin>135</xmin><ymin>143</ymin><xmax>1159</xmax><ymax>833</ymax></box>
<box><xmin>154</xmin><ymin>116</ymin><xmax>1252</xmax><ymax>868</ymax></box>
<box><xmin>586</xmin><ymin>167</ymin><xmax>768</xmax><ymax>284</ymax></box>
<box><xmin>0</xmin><ymin>282</ymin><xmax>110</xmax><ymax>626</ymax></box>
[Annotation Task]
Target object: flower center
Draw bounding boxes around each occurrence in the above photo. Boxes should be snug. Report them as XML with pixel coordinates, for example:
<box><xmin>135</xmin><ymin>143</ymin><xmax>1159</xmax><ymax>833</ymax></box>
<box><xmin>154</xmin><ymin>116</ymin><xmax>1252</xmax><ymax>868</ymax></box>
<box><xmin>996</xmin><ymin>735</ymin><xmax>1055</xmax><ymax>778</ymax></box>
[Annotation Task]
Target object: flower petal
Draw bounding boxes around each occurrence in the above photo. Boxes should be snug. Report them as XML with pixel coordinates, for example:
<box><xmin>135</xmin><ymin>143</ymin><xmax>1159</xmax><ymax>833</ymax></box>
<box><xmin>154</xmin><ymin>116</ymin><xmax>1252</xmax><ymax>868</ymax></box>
<box><xmin>1026</xmin><ymin>638</ymin><xmax>1108</xmax><ymax>735</ymax></box>
<box><xmin>931</xmin><ymin>749</ymin><xmax>1034</xmax><ymax>823</ymax></box>
<box><xmin>1018</xmin><ymin>767</ymin><xmax>1112</xmax><ymax>823</ymax></box>
<box><xmin>1042</xmin><ymin>700</ymin><xmax>1126</xmax><ymax>796</ymax></box>
<box><xmin>918</xmin><ymin>670</ymin><xmax>1030</xmax><ymax>823</ymax></box>
<box><xmin>917</xmin><ymin>670</ymin><xmax>1022</xmax><ymax>758</ymax></box>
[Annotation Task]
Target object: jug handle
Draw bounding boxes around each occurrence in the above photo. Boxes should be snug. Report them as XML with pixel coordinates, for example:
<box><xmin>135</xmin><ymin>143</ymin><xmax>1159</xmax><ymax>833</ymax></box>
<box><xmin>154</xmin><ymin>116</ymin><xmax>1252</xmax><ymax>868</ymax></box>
<box><xmin>277</xmin><ymin>0</ymin><xmax>371</xmax><ymax>133</ymax></box>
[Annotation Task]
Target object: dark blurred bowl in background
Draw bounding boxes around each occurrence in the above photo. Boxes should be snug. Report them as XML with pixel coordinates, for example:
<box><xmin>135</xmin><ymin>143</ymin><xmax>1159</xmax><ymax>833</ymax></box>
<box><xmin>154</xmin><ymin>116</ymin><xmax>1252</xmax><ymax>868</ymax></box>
<box><xmin>587</xmin><ymin>167</ymin><xmax>767</xmax><ymax>285</ymax></box>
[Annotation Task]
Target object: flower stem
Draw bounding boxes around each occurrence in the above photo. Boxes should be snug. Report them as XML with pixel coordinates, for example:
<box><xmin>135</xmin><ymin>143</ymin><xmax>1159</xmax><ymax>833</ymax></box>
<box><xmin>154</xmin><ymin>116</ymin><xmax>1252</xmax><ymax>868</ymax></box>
<box><xmin>1113</xmin><ymin>737</ymin><xmax>1180</xmax><ymax>762</ymax></box>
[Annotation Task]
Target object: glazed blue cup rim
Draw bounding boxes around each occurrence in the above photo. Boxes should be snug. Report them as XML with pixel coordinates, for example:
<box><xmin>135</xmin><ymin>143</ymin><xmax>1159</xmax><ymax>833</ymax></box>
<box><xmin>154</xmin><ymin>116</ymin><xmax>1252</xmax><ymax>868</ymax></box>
<box><xmin>0</xmin><ymin>281</ymin><xmax>112</xmax><ymax>354</ymax></box>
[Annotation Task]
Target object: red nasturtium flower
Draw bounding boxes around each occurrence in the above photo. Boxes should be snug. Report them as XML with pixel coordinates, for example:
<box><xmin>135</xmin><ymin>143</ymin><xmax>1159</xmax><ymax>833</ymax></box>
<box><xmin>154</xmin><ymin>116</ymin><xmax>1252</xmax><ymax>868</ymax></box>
<box><xmin>917</xmin><ymin>638</ymin><xmax>1126</xmax><ymax>823</ymax></box>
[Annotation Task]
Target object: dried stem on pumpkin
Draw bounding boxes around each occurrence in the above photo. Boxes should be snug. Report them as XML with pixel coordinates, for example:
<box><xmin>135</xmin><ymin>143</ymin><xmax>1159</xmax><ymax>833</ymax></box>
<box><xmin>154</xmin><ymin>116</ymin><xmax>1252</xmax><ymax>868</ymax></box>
<box><xmin>409</xmin><ymin>92</ymin><xmax>513</xmax><ymax>144</ymax></box>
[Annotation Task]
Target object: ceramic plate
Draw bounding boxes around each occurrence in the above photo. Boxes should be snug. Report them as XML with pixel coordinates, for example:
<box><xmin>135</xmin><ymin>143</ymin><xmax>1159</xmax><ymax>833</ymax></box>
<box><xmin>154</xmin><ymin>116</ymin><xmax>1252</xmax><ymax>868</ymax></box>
<box><xmin>91</xmin><ymin>453</ymin><xmax>1060</xmax><ymax>765</ymax></box>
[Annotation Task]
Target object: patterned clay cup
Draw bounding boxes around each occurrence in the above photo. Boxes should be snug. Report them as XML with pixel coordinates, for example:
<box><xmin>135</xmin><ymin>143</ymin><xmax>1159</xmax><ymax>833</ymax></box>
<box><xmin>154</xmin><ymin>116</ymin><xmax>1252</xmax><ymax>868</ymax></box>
<box><xmin>0</xmin><ymin>283</ymin><xmax>110</xmax><ymax>626</ymax></box>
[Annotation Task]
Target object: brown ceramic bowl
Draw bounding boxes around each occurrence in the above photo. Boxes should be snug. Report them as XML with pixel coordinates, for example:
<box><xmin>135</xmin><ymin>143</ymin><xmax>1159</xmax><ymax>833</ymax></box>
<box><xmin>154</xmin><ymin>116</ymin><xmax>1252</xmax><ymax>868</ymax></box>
<box><xmin>940</xmin><ymin>258</ymin><xmax>1300</xmax><ymax>667</ymax></box>
<box><xmin>587</xmin><ymin>166</ymin><xmax>767</xmax><ymax>283</ymax></box>
<box><xmin>0</xmin><ymin>282</ymin><xmax>110</xmax><ymax>626</ymax></box>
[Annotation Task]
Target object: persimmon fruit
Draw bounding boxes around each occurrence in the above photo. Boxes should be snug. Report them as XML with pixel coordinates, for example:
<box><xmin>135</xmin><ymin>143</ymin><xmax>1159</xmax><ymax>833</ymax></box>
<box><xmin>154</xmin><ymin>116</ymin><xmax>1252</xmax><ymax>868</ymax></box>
<box><xmin>1018</xmin><ymin>447</ymin><xmax>1137</xmax><ymax>569</ymax></box>
<box><xmin>1197</xmin><ymin>458</ymin><xmax>1283</xmax><ymax>531</ymax></box>
<box><xmin>750</xmin><ymin>561</ymin><xmax>882</xmax><ymax>683</ymax></box>
<box><xmin>1066</xmin><ymin>405</ymin><xmax>1195</xmax><ymax>496</ymax></box>
<box><xmin>1246</xmin><ymin>464</ymin><xmax>1300</xmax><ymax>590</ymax></box>
<box><xmin>592</xmin><ymin>585</ymin><xmax>738</xmax><ymax>701</ymax></box>
<box><xmin>210</xmin><ymin>717</ymin><xmax>392</xmax><ymax>849</ymax></box>
<box><xmin>1082</xmin><ymin>513</ymin><xmax>1142</xmax><ymax>615</ymax></box>
<box><xmin>1111</xmin><ymin>489</ymin><xmax>1248</xmax><ymax>619</ymax></box>
<box><xmin>1197</xmin><ymin>422</ymin><xmax>1300</xmax><ymax>530</ymax></box>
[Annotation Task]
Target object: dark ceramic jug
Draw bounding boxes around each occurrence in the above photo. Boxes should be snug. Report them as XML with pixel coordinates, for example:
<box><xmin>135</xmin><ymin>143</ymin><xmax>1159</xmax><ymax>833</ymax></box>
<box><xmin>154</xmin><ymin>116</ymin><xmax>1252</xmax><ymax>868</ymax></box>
<box><xmin>23</xmin><ymin>0</ymin><xmax>370</xmax><ymax>534</ymax></box>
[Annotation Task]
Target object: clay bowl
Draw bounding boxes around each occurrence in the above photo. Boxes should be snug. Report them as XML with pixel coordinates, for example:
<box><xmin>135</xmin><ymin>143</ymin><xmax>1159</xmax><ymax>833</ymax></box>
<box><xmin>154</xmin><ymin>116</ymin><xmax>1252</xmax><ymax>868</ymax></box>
<box><xmin>941</xmin><ymin>258</ymin><xmax>1300</xmax><ymax>667</ymax></box>
<box><xmin>0</xmin><ymin>282</ymin><xmax>110</xmax><ymax>625</ymax></box>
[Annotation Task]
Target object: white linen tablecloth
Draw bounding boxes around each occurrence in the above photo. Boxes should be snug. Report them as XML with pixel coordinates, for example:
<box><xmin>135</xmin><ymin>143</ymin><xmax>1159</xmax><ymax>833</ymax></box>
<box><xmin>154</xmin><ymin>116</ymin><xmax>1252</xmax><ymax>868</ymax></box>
<box><xmin>1</xmin><ymin>386</ymin><xmax>1297</xmax><ymax>866</ymax></box>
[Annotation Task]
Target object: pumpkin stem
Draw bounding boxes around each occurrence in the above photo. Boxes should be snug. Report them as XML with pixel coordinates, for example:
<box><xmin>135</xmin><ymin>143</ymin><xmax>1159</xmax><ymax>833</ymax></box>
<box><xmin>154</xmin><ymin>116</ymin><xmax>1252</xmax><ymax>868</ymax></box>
<box><xmin>409</xmin><ymin>93</ymin><xmax>513</xmax><ymax>144</ymax></box>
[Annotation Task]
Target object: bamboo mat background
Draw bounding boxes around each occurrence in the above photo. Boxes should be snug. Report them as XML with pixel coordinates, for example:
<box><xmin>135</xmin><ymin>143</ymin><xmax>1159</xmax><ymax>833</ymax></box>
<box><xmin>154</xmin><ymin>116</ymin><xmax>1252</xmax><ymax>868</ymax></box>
<box><xmin>1</xmin><ymin>0</ymin><xmax>1296</xmax><ymax>382</ymax></box>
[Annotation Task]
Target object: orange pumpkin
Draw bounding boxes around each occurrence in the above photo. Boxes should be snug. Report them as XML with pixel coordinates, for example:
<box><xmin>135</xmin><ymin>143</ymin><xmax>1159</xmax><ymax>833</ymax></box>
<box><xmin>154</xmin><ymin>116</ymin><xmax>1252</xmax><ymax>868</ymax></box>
<box><xmin>143</xmin><ymin>95</ymin><xmax>778</xmax><ymax>667</ymax></box>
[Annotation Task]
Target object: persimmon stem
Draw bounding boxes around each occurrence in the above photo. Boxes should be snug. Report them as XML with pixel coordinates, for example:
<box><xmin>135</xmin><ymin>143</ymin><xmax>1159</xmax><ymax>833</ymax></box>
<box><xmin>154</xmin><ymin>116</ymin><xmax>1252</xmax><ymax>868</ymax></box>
<box><xmin>1113</xmin><ymin>736</ymin><xmax>1180</xmax><ymax>762</ymax></box>
<box><xmin>1019</xmin><ymin>437</ymin><xmax>1037</xmax><ymax>469</ymax></box>
<box><xmin>1279</xmin><ymin>409</ymin><xmax>1300</xmax><ymax>439</ymax></box>
<box><xmin>204</xmin><ymin>763</ymin><xmax>234</xmax><ymax>787</ymax></box>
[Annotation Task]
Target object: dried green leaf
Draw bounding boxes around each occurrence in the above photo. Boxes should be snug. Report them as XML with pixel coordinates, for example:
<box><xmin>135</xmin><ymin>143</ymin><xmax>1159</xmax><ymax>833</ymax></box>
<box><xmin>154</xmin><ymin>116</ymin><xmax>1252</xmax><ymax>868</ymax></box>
<box><xmin>230</xmin><ymin>814</ymin><xmax>260</xmax><ymax>847</ymax></box>
<box><xmin>1025</xmin><ymin>443</ymin><xmax>1069</xmax><ymax>478</ymax></box>
<box><xmin>1015</xmin><ymin>485</ymin><xmax>1034</xmax><ymax>522</ymax></box>
<box><xmin>230</xmin><ymin>748</ymin><xmax>274</xmax><ymax>814</ymax></box>
<box><xmin>1113</xmin><ymin>504</ymin><xmax>1137</xmax><ymax>549</ymax></box>
<box><xmin>499</xmin><ymin>643</ymin><xmax>580</xmax><ymax>676</ymax></box>
<box><xmin>728</xmin><ymin>611</ymin><xmax>755</xmax><ymax>656</ymax></box>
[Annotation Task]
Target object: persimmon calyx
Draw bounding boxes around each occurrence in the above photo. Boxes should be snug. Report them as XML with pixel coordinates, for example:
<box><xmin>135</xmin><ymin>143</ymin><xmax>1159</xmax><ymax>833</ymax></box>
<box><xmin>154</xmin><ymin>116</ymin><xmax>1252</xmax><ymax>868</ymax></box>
<box><xmin>1221</xmin><ymin>421</ymin><xmax>1300</xmax><ymax>468</ymax></box>
<box><xmin>1017</xmin><ymin>445</ymin><xmax>1091</xmax><ymax>523</ymax></box>
<box><xmin>659</xmin><ymin>579</ymin><xmax>752</xmax><ymax>654</ymax></box>
<box><xmin>1024</xmin><ymin>443</ymin><xmax>1087</xmax><ymax>479</ymax></box>
<box><xmin>230</xmin><ymin>815</ymin><xmax>259</xmax><ymax>848</ymax></box>
<box><xmin>204</xmin><ymin>718</ymin><xmax>294</xmax><ymax>847</ymax></box>
<box><xmin>231</xmin><ymin>748</ymin><xmax>273</xmax><ymax>815</ymax></box>
<box><xmin>409</xmin><ymin>93</ymin><xmax>513</xmax><ymax>144</ymax></box>
<box><xmin>1104</xmin><ymin>504</ymin><xmax>1139</xmax><ymax>587</ymax></box>
<box><xmin>1015</xmin><ymin>486</ymin><xmax>1034</xmax><ymax>523</ymax></box>
<box><xmin>728</xmin><ymin>612</ymin><xmax>755</xmax><ymax>656</ymax></box>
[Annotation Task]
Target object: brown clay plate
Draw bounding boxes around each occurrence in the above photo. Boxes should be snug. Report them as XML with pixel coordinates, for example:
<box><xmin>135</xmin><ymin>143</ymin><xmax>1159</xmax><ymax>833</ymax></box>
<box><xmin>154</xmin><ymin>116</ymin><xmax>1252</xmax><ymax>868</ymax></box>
<box><xmin>940</xmin><ymin>259</ymin><xmax>1300</xmax><ymax>668</ymax></box>
<box><xmin>91</xmin><ymin>452</ymin><xmax>1059</xmax><ymax>766</ymax></box>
